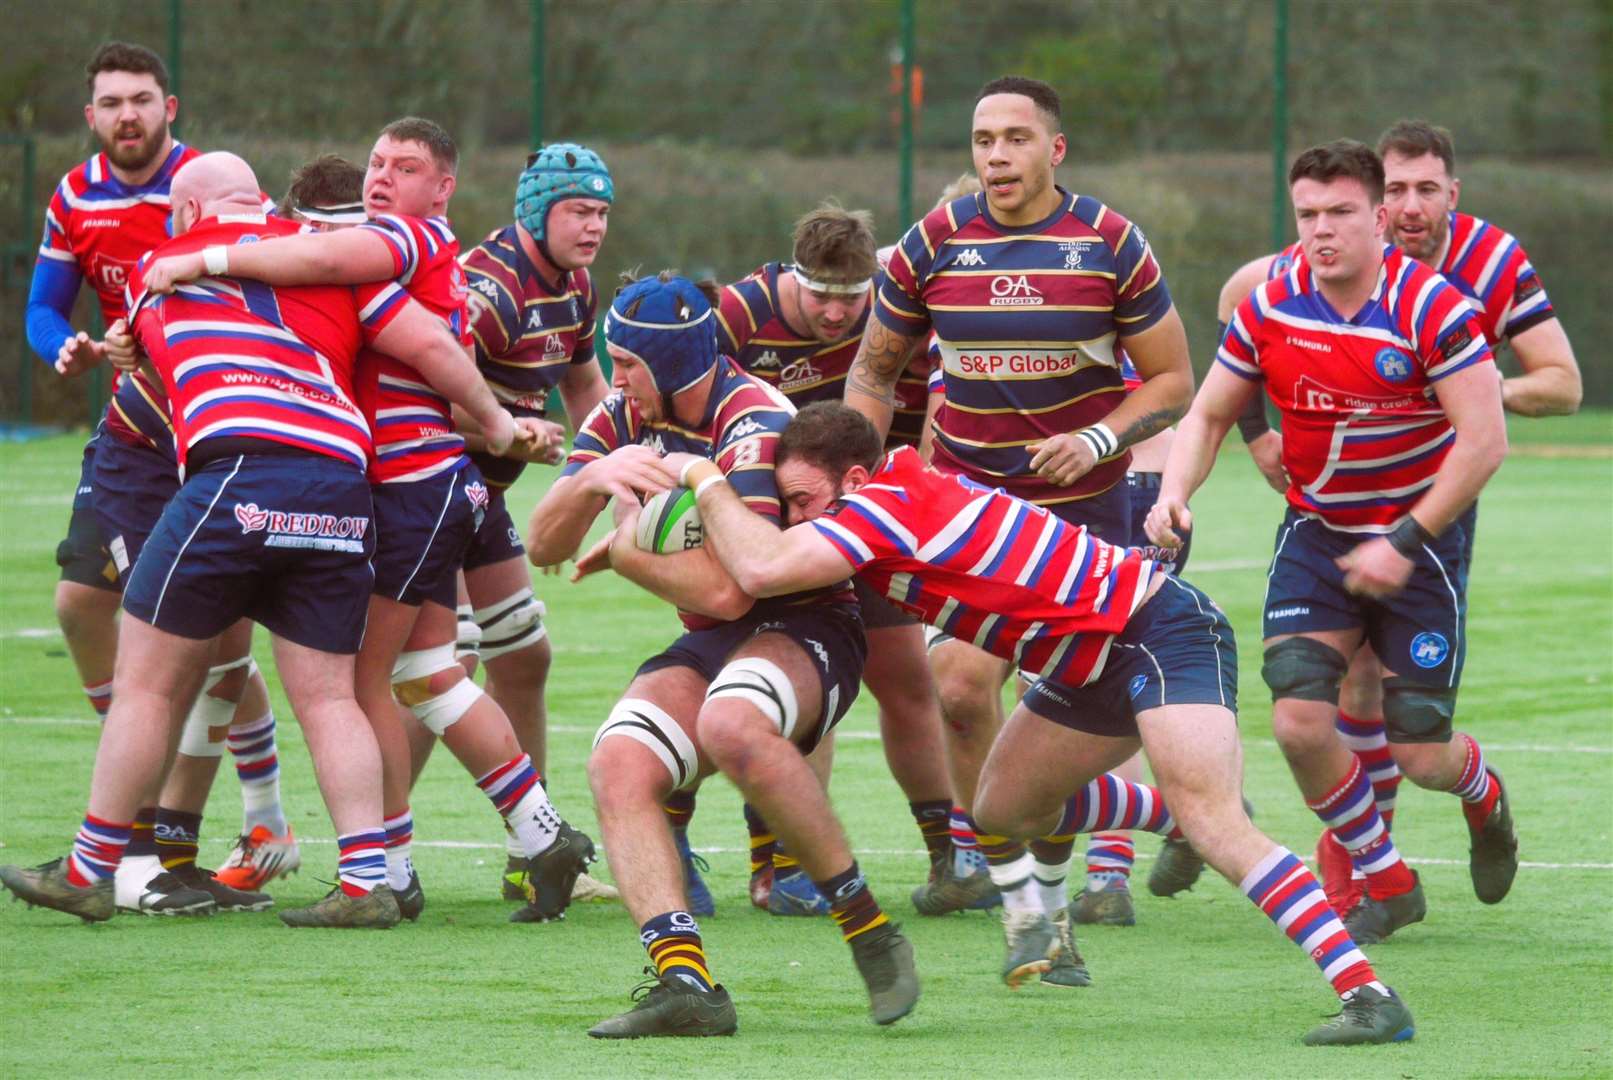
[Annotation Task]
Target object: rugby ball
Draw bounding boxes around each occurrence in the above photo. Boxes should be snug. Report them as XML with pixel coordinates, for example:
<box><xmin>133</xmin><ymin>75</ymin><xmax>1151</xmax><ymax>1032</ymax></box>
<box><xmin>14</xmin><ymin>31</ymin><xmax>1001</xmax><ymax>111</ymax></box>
<box><xmin>636</xmin><ymin>488</ymin><xmax>704</xmax><ymax>553</ymax></box>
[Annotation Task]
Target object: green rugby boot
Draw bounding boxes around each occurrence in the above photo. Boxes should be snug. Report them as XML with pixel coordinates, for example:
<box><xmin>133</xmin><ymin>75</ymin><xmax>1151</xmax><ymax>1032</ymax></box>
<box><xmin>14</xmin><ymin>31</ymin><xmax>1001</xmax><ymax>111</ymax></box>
<box><xmin>849</xmin><ymin>922</ymin><xmax>920</xmax><ymax>1025</ymax></box>
<box><xmin>588</xmin><ymin>968</ymin><xmax>738</xmax><ymax>1039</ymax></box>
<box><xmin>1303</xmin><ymin>985</ymin><xmax>1415</xmax><ymax>1046</ymax></box>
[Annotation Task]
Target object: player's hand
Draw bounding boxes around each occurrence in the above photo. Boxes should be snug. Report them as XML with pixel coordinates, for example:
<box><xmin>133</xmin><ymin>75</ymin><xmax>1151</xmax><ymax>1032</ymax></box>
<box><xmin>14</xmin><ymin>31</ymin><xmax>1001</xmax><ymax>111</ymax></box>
<box><xmin>1145</xmin><ymin>496</ymin><xmax>1192</xmax><ymax>550</ymax></box>
<box><xmin>1027</xmin><ymin>432</ymin><xmax>1097</xmax><ymax>487</ymax></box>
<box><xmin>511</xmin><ymin>417</ymin><xmax>567</xmax><ymax>465</ymax></box>
<box><xmin>483</xmin><ymin>409</ymin><xmax>518</xmax><ymax>457</ymax></box>
<box><xmin>142</xmin><ymin>251</ymin><xmax>206</xmax><ymax>295</ymax></box>
<box><xmin>103</xmin><ymin>320</ymin><xmax>142</xmax><ymax>374</ymax></box>
<box><xmin>1247</xmin><ymin>430</ymin><xmax>1288</xmax><ymax>493</ymax></box>
<box><xmin>659</xmin><ymin>452</ymin><xmax>705</xmax><ymax>486</ymax></box>
<box><xmin>580</xmin><ymin>444</ymin><xmax>676</xmax><ymax>503</ymax></box>
<box><xmin>570</xmin><ymin>528</ymin><xmax>616</xmax><ymax>581</ymax></box>
<box><xmin>54</xmin><ymin>332</ymin><xmax>106</xmax><ymax>378</ymax></box>
<box><xmin>1337</xmin><ymin>537</ymin><xmax>1414</xmax><ymax>599</ymax></box>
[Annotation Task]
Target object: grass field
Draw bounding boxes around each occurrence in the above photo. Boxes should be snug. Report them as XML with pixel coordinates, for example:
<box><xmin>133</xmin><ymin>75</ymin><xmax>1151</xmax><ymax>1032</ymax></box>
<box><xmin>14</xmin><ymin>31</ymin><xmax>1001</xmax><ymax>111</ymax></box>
<box><xmin>1</xmin><ymin>414</ymin><xmax>1610</xmax><ymax>1077</ymax></box>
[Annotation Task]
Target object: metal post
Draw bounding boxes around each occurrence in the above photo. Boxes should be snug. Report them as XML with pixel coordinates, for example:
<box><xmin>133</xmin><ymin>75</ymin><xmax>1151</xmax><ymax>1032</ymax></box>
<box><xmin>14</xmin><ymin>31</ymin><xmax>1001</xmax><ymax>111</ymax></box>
<box><xmin>1271</xmin><ymin>0</ymin><xmax>1289</xmax><ymax>251</ymax></box>
<box><xmin>19</xmin><ymin>134</ymin><xmax>36</xmax><ymax>421</ymax></box>
<box><xmin>168</xmin><ymin>0</ymin><xmax>183</xmax><ymax>135</ymax></box>
<box><xmin>531</xmin><ymin>0</ymin><xmax>545</xmax><ymax>148</ymax></box>
<box><xmin>899</xmin><ymin>0</ymin><xmax>916</xmax><ymax>231</ymax></box>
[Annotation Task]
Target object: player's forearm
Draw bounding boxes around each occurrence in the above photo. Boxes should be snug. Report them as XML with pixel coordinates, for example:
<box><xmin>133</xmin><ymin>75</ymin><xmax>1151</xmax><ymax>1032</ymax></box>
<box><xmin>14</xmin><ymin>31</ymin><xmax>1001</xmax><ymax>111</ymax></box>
<box><xmin>526</xmin><ymin>479</ymin><xmax>608</xmax><ymax>565</ymax></box>
<box><xmin>1102</xmin><ymin>367</ymin><xmax>1192</xmax><ymax>451</ymax></box>
<box><xmin>1157</xmin><ymin>409</ymin><xmax>1231</xmax><ymax>506</ymax></box>
<box><xmin>217</xmin><ymin>231</ymin><xmax>393</xmax><ymax>286</ymax></box>
<box><xmin>613</xmin><ymin>543</ymin><xmax>754</xmax><ymax>619</ymax></box>
<box><xmin>408</xmin><ymin>335</ymin><xmax>508</xmax><ymax>435</ymax></box>
<box><xmin>692</xmin><ymin>478</ymin><xmax>796</xmax><ymax>598</ymax></box>
<box><xmin>1502</xmin><ymin>368</ymin><xmax>1582</xmax><ymax>417</ymax></box>
<box><xmin>843</xmin><ymin>320</ymin><xmax>917</xmax><ymax>441</ymax></box>
<box><xmin>25</xmin><ymin>260</ymin><xmax>81</xmax><ymax>363</ymax></box>
<box><xmin>1406</xmin><ymin>429</ymin><xmax>1506</xmax><ymax>537</ymax></box>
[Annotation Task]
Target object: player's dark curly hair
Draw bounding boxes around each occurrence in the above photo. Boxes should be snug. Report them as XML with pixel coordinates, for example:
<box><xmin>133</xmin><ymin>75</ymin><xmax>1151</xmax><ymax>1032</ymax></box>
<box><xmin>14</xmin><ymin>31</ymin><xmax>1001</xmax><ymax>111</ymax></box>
<box><xmin>777</xmin><ymin>402</ymin><xmax>883</xmax><ymax>479</ymax></box>
<box><xmin>976</xmin><ymin>75</ymin><xmax>1062</xmax><ymax>130</ymax></box>
<box><xmin>1288</xmin><ymin>140</ymin><xmax>1385</xmax><ymax>204</ymax></box>
<box><xmin>86</xmin><ymin>41</ymin><xmax>170</xmax><ymax>95</ymax></box>
<box><xmin>278</xmin><ymin>154</ymin><xmax>364</xmax><ymax>217</ymax></box>
<box><xmin>1377</xmin><ymin>120</ymin><xmax>1456</xmax><ymax>177</ymax></box>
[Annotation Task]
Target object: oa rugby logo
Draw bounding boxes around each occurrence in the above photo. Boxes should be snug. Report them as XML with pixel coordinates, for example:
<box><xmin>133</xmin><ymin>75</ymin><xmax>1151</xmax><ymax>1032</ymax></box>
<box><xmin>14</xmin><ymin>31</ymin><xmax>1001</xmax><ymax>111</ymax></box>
<box><xmin>1374</xmin><ymin>347</ymin><xmax>1412</xmax><ymax>383</ymax></box>
<box><xmin>1410</xmin><ymin>632</ymin><xmax>1449</xmax><ymax>668</ymax></box>
<box><xmin>989</xmin><ymin>275</ymin><xmax>1044</xmax><ymax>307</ymax></box>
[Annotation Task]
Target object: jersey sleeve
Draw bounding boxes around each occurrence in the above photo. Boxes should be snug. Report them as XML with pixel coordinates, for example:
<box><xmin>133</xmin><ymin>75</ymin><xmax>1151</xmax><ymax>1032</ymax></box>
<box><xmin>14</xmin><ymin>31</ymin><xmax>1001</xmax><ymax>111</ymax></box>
<box><xmin>37</xmin><ymin>181</ymin><xmax>77</xmax><ymax>266</ymax></box>
<box><xmin>559</xmin><ymin>394</ymin><xmax>627</xmax><ymax>477</ymax></box>
<box><xmin>357</xmin><ymin>214</ymin><xmax>420</xmax><ymax>283</ymax></box>
<box><xmin>1214</xmin><ymin>292</ymin><xmax>1265</xmax><ymax>381</ymax></box>
<box><xmin>1418</xmin><ymin>282</ymin><xmax>1493</xmax><ymax>382</ymax></box>
<box><xmin>1499</xmin><ymin>249</ymin><xmax>1555</xmax><ymax>340</ymax></box>
<box><xmin>714</xmin><ymin>281</ymin><xmax>753</xmax><ymax>356</ymax></box>
<box><xmin>811</xmin><ymin>485</ymin><xmax>918</xmax><ymax>570</ymax></box>
<box><xmin>1111</xmin><ymin>219</ymin><xmax>1173</xmax><ymax>336</ymax></box>
<box><xmin>354</xmin><ymin>281</ymin><xmax>412</xmax><ymax>342</ymax></box>
<box><xmin>462</xmin><ymin>261</ymin><xmax>519</xmax><ymax>364</ymax></box>
<box><xmin>572</xmin><ymin>271</ymin><xmax>598</xmax><ymax>365</ymax></box>
<box><xmin>713</xmin><ymin>408</ymin><xmax>787</xmax><ymax>522</ymax></box>
<box><xmin>873</xmin><ymin>217</ymin><xmax>936</xmax><ymax>338</ymax></box>
<box><xmin>25</xmin><ymin>256</ymin><xmax>82</xmax><ymax>363</ymax></box>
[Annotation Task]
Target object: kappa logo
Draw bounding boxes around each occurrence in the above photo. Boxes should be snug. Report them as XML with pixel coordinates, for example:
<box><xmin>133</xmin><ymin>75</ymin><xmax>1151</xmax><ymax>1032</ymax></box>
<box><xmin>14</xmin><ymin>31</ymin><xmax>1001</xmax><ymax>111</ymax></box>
<box><xmin>725</xmin><ymin>417</ymin><xmax>765</xmax><ymax>441</ymax></box>
<box><xmin>233</xmin><ymin>502</ymin><xmax>370</xmax><ymax>552</ymax></box>
<box><xmin>954</xmin><ymin>248</ymin><xmax>986</xmax><ymax>267</ymax></box>
<box><xmin>527</xmin><ymin>308</ymin><xmax>545</xmax><ymax>331</ymax></box>
<box><xmin>644</xmin><ymin>433</ymin><xmax>668</xmax><ymax>456</ymax></box>
<box><xmin>1410</xmin><ymin>631</ymin><xmax>1449</xmax><ymax>669</ymax></box>
<box><xmin>752</xmin><ymin>349</ymin><xmax>783</xmax><ymax>370</ymax></box>
<box><xmin>471</xmin><ymin>277</ymin><xmax>499</xmax><ymax>300</ymax></box>
<box><xmin>543</xmin><ymin>333</ymin><xmax>568</xmax><ymax>358</ymax></box>
<box><xmin>1374</xmin><ymin>347</ymin><xmax>1412</xmax><ymax>384</ymax></box>
<box><xmin>989</xmin><ymin>275</ymin><xmax>1043</xmax><ymax>307</ymax></box>
<box><xmin>805</xmin><ymin>638</ymin><xmax>830</xmax><ymax>670</ymax></box>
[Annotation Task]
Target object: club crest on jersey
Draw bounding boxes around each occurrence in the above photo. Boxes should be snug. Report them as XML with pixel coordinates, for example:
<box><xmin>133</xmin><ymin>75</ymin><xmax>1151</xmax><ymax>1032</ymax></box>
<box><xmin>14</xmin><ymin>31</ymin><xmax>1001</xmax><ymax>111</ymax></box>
<box><xmin>93</xmin><ymin>252</ymin><xmax>137</xmax><ymax>291</ymax></box>
<box><xmin>1059</xmin><ymin>240</ymin><xmax>1092</xmax><ymax>270</ymax></box>
<box><xmin>989</xmin><ymin>275</ymin><xmax>1043</xmax><ymax>307</ymax></box>
<box><xmin>1410</xmin><ymin>632</ymin><xmax>1449</xmax><ymax>668</ymax></box>
<box><xmin>953</xmin><ymin>248</ymin><xmax>986</xmax><ymax>268</ymax></box>
<box><xmin>1374</xmin><ymin>347</ymin><xmax>1412</xmax><ymax>384</ymax></box>
<box><xmin>233</xmin><ymin>501</ymin><xmax>369</xmax><ymax>552</ymax></box>
<box><xmin>463</xmin><ymin>481</ymin><xmax>490</xmax><ymax>511</ymax></box>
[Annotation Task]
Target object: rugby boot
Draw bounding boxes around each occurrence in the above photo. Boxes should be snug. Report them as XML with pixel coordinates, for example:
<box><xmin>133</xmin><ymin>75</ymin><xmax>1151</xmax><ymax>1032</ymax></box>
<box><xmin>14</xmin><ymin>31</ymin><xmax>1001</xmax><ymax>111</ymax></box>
<box><xmin>1000</xmin><ymin>910</ymin><xmax>1055</xmax><ymax>988</ymax></box>
<box><xmin>1466</xmin><ymin>768</ymin><xmax>1518</xmax><ymax>904</ymax></box>
<box><xmin>1070</xmin><ymin>873</ymin><xmax>1136</xmax><ymax>926</ymax></box>
<box><xmin>1343</xmin><ymin>871</ymin><xmax>1426</xmax><ymax>945</ymax></box>
<box><xmin>511</xmin><ymin>823</ymin><xmax>595</xmax><ymax>923</ymax></box>
<box><xmin>848</xmin><ymin>922</ymin><xmax>920</xmax><ymax>1025</ymax></box>
<box><xmin>1147</xmin><ymin>837</ymin><xmax>1205</xmax><ymax>898</ymax></box>
<box><xmin>0</xmin><ymin>858</ymin><xmax>115</xmax><ymax>923</ymax></box>
<box><xmin>572</xmin><ymin>871</ymin><xmax>621</xmax><ymax>903</ymax></box>
<box><xmin>911</xmin><ymin>857</ymin><xmax>1000</xmax><ymax>916</ymax></box>
<box><xmin>394</xmin><ymin>871</ymin><xmax>425</xmax><ymax>922</ymax></box>
<box><xmin>170</xmin><ymin>863</ymin><xmax>273</xmax><ymax>912</ymax></box>
<box><xmin>1316</xmin><ymin>828</ymin><xmax>1366</xmax><ymax>917</ymax></box>
<box><xmin>767</xmin><ymin>870</ymin><xmax>830</xmax><ymax>916</ymax></box>
<box><xmin>587</xmin><ymin>967</ymin><xmax>738</xmax><ymax>1039</ymax></box>
<box><xmin>279</xmin><ymin>885</ymin><xmax>400</xmax><ymax>929</ymax></box>
<box><xmin>215</xmin><ymin>825</ymin><xmax>300</xmax><ymax>890</ymax></box>
<box><xmin>1042</xmin><ymin>907</ymin><xmax>1093</xmax><ymax>987</ymax></box>
<box><xmin>1302</xmin><ymin>985</ymin><xmax>1415</xmax><ymax>1046</ymax></box>
<box><xmin>749</xmin><ymin>864</ymin><xmax>774</xmax><ymax>910</ymax></box>
<box><xmin>116</xmin><ymin>854</ymin><xmax>215</xmax><ymax>916</ymax></box>
<box><xmin>501</xmin><ymin>854</ymin><xmax>528</xmax><ymax>901</ymax></box>
<box><xmin>673</xmin><ymin>830</ymin><xmax>715</xmax><ymax>917</ymax></box>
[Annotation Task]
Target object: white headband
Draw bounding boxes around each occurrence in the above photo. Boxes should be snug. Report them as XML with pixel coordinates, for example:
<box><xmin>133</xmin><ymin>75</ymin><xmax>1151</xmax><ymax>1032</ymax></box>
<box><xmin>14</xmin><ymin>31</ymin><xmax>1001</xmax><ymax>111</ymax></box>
<box><xmin>294</xmin><ymin>202</ymin><xmax>368</xmax><ymax>225</ymax></box>
<box><xmin>792</xmin><ymin>267</ymin><xmax>872</xmax><ymax>296</ymax></box>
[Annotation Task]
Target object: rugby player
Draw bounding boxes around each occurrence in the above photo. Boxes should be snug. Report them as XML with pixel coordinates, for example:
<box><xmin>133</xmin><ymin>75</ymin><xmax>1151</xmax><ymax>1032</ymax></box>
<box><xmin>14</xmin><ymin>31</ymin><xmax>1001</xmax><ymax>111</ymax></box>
<box><xmin>1211</xmin><ymin>122</ymin><xmax>1570</xmax><ymax>913</ymax></box>
<box><xmin>716</xmin><ymin>201</ymin><xmax>953</xmax><ymax>916</ymax></box>
<box><xmin>141</xmin><ymin>123</ymin><xmax>596</xmax><ymax>924</ymax></box>
<box><xmin>0</xmin><ymin>151</ymin><xmax>515</xmax><ymax>928</ymax></box>
<box><xmin>843</xmin><ymin>74</ymin><xmax>1193</xmax><ymax>980</ymax></box>
<box><xmin>454</xmin><ymin>144</ymin><xmax>616</xmax><ymax>904</ymax></box>
<box><xmin>25</xmin><ymin>41</ymin><xmax>291</xmax><ymax>915</ymax></box>
<box><xmin>528</xmin><ymin>273</ymin><xmax>918</xmax><ymax>1036</ymax></box>
<box><xmin>660</xmin><ymin>400</ymin><xmax>1416</xmax><ymax>1046</ymax></box>
<box><xmin>1149</xmin><ymin>140</ymin><xmax>1516</xmax><ymax>947</ymax></box>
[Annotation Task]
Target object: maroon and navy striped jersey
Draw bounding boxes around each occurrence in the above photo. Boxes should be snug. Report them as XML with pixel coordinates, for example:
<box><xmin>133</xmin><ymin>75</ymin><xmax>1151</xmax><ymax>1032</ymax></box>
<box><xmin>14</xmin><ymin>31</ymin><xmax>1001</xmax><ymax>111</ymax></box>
<box><xmin>39</xmin><ymin>143</ymin><xmax>201</xmax><ymax>333</ymax></box>
<box><xmin>1220</xmin><ymin>246</ymin><xmax>1494</xmax><ymax>533</ymax></box>
<box><xmin>352</xmin><ymin>214</ymin><xmax>470</xmax><ymax>484</ymax></box>
<box><xmin>460</xmin><ymin>224</ymin><xmax>598</xmax><ymax>490</ymax></box>
<box><xmin>127</xmin><ymin>214</ymin><xmax>403</xmax><ymax>471</ymax></box>
<box><xmin>716</xmin><ymin>262</ymin><xmax>932</xmax><ymax>448</ymax></box>
<box><xmin>876</xmin><ymin>189</ymin><xmax>1173</xmax><ymax>506</ymax></box>
<box><xmin>812</xmin><ymin>446</ymin><xmax>1160</xmax><ymax>687</ymax></box>
<box><xmin>104</xmin><ymin>369</ymin><xmax>176</xmax><ymax>459</ymax></box>
<box><xmin>1435</xmin><ymin>212</ymin><xmax>1554</xmax><ymax>345</ymax></box>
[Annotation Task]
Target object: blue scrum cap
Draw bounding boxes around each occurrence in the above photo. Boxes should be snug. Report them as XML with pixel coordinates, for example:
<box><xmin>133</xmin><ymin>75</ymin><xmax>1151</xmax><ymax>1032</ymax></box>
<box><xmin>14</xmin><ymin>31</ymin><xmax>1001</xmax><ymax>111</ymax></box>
<box><xmin>604</xmin><ymin>275</ymin><xmax>718</xmax><ymax>395</ymax></box>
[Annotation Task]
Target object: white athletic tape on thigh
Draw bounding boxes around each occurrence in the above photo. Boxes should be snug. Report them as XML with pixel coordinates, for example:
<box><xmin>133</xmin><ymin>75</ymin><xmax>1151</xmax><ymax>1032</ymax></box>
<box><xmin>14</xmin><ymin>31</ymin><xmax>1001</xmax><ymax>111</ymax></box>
<box><xmin>203</xmin><ymin>654</ymin><xmax>254</xmax><ymax>694</ymax></box>
<box><xmin>705</xmin><ymin>656</ymin><xmax>800</xmax><ymax>742</ymax></box>
<box><xmin>593</xmin><ymin>698</ymin><xmax>700</xmax><ymax>792</ymax></box>
<box><xmin>475</xmin><ymin>589</ymin><xmax>547</xmax><ymax>659</ymax></box>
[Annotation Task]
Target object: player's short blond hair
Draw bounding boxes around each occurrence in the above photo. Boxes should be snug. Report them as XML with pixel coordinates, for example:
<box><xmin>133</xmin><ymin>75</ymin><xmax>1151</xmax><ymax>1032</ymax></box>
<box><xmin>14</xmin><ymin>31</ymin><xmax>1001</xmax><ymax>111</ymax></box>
<box><xmin>792</xmin><ymin>201</ymin><xmax>877</xmax><ymax>287</ymax></box>
<box><xmin>934</xmin><ymin>172</ymin><xmax>982</xmax><ymax>210</ymax></box>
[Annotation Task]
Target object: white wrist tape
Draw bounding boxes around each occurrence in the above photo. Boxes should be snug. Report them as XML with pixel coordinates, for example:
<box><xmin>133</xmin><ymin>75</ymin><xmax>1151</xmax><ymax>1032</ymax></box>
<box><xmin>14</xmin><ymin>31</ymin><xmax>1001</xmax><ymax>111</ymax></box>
<box><xmin>694</xmin><ymin>473</ymin><xmax>725</xmax><ymax>498</ymax></box>
<box><xmin>1074</xmin><ymin>422</ymin><xmax>1119</xmax><ymax>460</ymax></box>
<box><xmin>203</xmin><ymin>245</ymin><xmax>229</xmax><ymax>275</ymax></box>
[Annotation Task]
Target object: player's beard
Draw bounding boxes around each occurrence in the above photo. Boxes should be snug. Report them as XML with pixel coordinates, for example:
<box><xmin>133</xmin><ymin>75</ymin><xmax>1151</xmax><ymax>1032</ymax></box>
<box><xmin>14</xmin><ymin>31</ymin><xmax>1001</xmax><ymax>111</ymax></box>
<box><xmin>1397</xmin><ymin>214</ymin><xmax>1447</xmax><ymax>263</ymax></box>
<box><xmin>103</xmin><ymin>122</ymin><xmax>167</xmax><ymax>173</ymax></box>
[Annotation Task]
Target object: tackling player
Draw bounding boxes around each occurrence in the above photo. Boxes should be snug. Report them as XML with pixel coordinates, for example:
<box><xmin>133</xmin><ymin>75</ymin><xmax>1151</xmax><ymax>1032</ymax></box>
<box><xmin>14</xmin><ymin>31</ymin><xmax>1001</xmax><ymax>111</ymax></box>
<box><xmin>25</xmin><ymin>40</ymin><xmax>291</xmax><ymax>915</ymax></box>
<box><xmin>1149</xmin><ymin>140</ymin><xmax>1516</xmax><ymax>947</ymax></box>
<box><xmin>528</xmin><ymin>273</ymin><xmax>918</xmax><ymax>1036</ymax></box>
<box><xmin>661</xmin><ymin>400</ymin><xmax>1416</xmax><ymax>1046</ymax></box>
<box><xmin>843</xmin><ymin>74</ymin><xmax>1194</xmax><ymax>979</ymax></box>
<box><xmin>716</xmin><ymin>201</ymin><xmax>953</xmax><ymax>916</ymax></box>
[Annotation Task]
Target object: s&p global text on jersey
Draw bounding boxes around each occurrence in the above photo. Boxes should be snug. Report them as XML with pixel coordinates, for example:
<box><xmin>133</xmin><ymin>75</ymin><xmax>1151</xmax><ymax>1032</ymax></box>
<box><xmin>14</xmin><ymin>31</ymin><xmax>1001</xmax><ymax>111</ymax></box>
<box><xmin>948</xmin><ymin>349</ymin><xmax>1083</xmax><ymax>377</ymax></box>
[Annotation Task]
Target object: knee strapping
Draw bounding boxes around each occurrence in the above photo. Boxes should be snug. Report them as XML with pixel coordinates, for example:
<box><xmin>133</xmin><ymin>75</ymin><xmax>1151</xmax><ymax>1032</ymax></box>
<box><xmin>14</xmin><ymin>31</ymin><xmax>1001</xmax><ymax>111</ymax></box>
<box><xmin>593</xmin><ymin>698</ymin><xmax>700</xmax><ymax>792</ymax></box>
<box><xmin>1381</xmin><ymin>677</ymin><xmax>1456</xmax><ymax>743</ymax></box>
<box><xmin>705</xmin><ymin>657</ymin><xmax>800</xmax><ymax>741</ymax></box>
<box><xmin>475</xmin><ymin>589</ymin><xmax>546</xmax><ymax>661</ymax></box>
<box><xmin>393</xmin><ymin>643</ymin><xmax>482</xmax><ymax>734</ymax></box>
<box><xmin>454</xmin><ymin>604</ymin><xmax>482</xmax><ymax>662</ymax></box>
<box><xmin>1261</xmin><ymin>637</ymin><xmax>1348</xmax><ymax>704</ymax></box>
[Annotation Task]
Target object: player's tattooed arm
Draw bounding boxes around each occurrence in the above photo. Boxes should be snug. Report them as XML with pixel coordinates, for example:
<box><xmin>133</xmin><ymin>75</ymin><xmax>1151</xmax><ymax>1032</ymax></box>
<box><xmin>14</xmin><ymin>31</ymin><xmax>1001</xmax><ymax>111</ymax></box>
<box><xmin>844</xmin><ymin>319</ymin><xmax>918</xmax><ymax>441</ymax></box>
<box><xmin>1114</xmin><ymin>406</ymin><xmax>1186</xmax><ymax>449</ymax></box>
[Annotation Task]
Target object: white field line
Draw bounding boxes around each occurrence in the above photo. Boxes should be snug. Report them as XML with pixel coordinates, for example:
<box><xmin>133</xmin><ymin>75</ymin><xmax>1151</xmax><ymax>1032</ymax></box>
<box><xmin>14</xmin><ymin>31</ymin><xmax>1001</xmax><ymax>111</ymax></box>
<box><xmin>0</xmin><ymin>628</ymin><xmax>62</xmax><ymax>639</ymax></box>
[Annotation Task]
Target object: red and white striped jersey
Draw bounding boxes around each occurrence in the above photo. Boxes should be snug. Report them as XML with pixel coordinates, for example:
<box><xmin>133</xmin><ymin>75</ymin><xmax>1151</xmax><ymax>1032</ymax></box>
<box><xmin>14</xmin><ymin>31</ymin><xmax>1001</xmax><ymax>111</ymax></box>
<box><xmin>1220</xmin><ymin>245</ymin><xmax>1494</xmax><ymax>533</ymax></box>
<box><xmin>352</xmin><ymin>214</ymin><xmax>471</xmax><ymax>484</ymax></box>
<box><xmin>1435</xmin><ymin>211</ymin><xmax>1554</xmax><ymax>345</ymax></box>
<box><xmin>127</xmin><ymin>214</ymin><xmax>402</xmax><ymax>471</ymax></box>
<box><xmin>812</xmin><ymin>446</ymin><xmax>1161</xmax><ymax>686</ymax></box>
